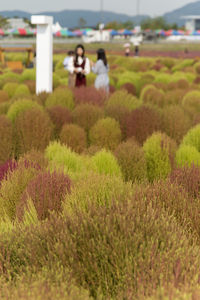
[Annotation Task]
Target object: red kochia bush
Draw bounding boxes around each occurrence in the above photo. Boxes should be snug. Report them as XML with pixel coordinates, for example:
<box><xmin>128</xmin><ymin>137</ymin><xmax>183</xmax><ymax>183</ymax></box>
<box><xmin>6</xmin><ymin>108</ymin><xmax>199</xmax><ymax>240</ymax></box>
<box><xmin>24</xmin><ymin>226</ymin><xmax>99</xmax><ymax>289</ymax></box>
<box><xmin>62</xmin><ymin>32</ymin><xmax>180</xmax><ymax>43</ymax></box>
<box><xmin>0</xmin><ymin>160</ymin><xmax>17</xmax><ymax>186</ymax></box>
<box><xmin>170</xmin><ymin>165</ymin><xmax>200</xmax><ymax>199</ymax></box>
<box><xmin>47</xmin><ymin>105</ymin><xmax>72</xmax><ymax>137</ymax></box>
<box><xmin>120</xmin><ymin>83</ymin><xmax>137</xmax><ymax>95</ymax></box>
<box><xmin>0</xmin><ymin>116</ymin><xmax>13</xmax><ymax>164</ymax></box>
<box><xmin>73</xmin><ymin>86</ymin><xmax>107</xmax><ymax>106</ymax></box>
<box><xmin>126</xmin><ymin>106</ymin><xmax>162</xmax><ymax>145</ymax></box>
<box><xmin>17</xmin><ymin>170</ymin><xmax>71</xmax><ymax>221</ymax></box>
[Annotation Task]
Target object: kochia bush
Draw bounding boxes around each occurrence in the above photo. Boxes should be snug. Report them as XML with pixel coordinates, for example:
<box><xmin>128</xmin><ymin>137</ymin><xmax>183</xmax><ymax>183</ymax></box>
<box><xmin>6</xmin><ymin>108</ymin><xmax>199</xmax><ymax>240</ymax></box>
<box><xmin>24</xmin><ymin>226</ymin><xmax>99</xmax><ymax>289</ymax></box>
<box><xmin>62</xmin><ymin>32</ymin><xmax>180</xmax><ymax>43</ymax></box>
<box><xmin>89</xmin><ymin>117</ymin><xmax>122</xmax><ymax>150</ymax></box>
<box><xmin>175</xmin><ymin>144</ymin><xmax>200</xmax><ymax>167</ymax></box>
<box><xmin>106</xmin><ymin>90</ymin><xmax>140</xmax><ymax>112</ymax></box>
<box><xmin>0</xmin><ymin>116</ymin><xmax>13</xmax><ymax>164</ymax></box>
<box><xmin>60</xmin><ymin>124</ymin><xmax>87</xmax><ymax>153</ymax></box>
<box><xmin>45</xmin><ymin>88</ymin><xmax>74</xmax><ymax>110</ymax></box>
<box><xmin>182</xmin><ymin>124</ymin><xmax>200</xmax><ymax>152</ymax></box>
<box><xmin>143</xmin><ymin>132</ymin><xmax>177</xmax><ymax>182</ymax></box>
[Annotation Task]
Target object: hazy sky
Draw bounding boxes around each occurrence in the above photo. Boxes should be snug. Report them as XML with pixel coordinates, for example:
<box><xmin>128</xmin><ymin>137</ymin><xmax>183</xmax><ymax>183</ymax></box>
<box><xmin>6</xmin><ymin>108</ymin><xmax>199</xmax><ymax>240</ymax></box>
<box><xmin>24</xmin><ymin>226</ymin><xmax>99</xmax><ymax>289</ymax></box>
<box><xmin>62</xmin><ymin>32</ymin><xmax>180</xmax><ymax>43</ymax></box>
<box><xmin>0</xmin><ymin>0</ymin><xmax>194</xmax><ymax>16</ymax></box>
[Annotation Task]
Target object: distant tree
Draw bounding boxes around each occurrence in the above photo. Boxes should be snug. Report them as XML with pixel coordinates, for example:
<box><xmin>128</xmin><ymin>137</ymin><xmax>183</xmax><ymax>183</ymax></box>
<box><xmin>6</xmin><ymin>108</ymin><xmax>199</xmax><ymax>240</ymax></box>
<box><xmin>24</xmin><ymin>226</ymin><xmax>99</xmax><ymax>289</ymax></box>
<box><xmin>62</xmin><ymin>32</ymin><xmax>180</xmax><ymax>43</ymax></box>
<box><xmin>105</xmin><ymin>20</ymin><xmax>134</xmax><ymax>30</ymax></box>
<box><xmin>79</xmin><ymin>18</ymin><xmax>87</xmax><ymax>28</ymax></box>
<box><xmin>141</xmin><ymin>17</ymin><xmax>178</xmax><ymax>30</ymax></box>
<box><xmin>123</xmin><ymin>20</ymin><xmax>134</xmax><ymax>30</ymax></box>
<box><xmin>0</xmin><ymin>16</ymin><xmax>9</xmax><ymax>29</ymax></box>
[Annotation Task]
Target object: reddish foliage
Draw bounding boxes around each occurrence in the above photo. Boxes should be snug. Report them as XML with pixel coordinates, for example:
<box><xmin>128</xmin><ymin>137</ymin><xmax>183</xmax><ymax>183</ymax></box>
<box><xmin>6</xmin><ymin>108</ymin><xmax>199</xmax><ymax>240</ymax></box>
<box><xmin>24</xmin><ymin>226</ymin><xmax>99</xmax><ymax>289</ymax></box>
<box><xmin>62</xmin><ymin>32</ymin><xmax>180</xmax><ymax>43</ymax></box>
<box><xmin>17</xmin><ymin>170</ymin><xmax>71</xmax><ymax>221</ymax></box>
<box><xmin>73</xmin><ymin>86</ymin><xmax>107</xmax><ymax>107</ymax></box>
<box><xmin>0</xmin><ymin>160</ymin><xmax>17</xmax><ymax>186</ymax></box>
<box><xmin>0</xmin><ymin>116</ymin><xmax>13</xmax><ymax>164</ymax></box>
<box><xmin>47</xmin><ymin>105</ymin><xmax>72</xmax><ymax>136</ymax></box>
<box><xmin>126</xmin><ymin>106</ymin><xmax>162</xmax><ymax>144</ymax></box>
<box><xmin>120</xmin><ymin>83</ymin><xmax>137</xmax><ymax>96</ymax></box>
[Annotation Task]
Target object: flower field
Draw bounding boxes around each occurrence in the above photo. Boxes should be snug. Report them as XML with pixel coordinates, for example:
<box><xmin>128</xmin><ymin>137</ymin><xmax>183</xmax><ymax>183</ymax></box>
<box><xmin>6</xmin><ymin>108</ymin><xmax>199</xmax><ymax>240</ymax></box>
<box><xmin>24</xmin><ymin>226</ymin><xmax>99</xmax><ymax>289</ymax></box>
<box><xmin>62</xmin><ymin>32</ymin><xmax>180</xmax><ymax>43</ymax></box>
<box><xmin>0</xmin><ymin>53</ymin><xmax>200</xmax><ymax>299</ymax></box>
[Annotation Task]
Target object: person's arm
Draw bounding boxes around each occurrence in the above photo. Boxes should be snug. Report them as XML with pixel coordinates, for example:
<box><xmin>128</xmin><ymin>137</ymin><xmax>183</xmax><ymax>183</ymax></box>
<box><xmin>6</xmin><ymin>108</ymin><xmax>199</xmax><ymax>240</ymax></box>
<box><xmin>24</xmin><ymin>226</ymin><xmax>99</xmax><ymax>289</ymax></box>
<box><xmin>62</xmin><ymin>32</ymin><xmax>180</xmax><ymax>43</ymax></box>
<box><xmin>84</xmin><ymin>58</ymin><xmax>91</xmax><ymax>75</ymax></box>
<box><xmin>92</xmin><ymin>60</ymin><xmax>101</xmax><ymax>74</ymax></box>
<box><xmin>67</xmin><ymin>57</ymin><xmax>75</xmax><ymax>74</ymax></box>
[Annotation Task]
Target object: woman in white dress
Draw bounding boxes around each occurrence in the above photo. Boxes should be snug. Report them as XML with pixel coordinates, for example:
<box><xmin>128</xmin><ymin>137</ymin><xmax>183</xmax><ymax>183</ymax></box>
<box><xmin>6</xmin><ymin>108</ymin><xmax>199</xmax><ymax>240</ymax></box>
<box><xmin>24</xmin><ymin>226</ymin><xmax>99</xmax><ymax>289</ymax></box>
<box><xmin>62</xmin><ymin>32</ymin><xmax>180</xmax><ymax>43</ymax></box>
<box><xmin>91</xmin><ymin>48</ymin><xmax>109</xmax><ymax>93</ymax></box>
<box><xmin>67</xmin><ymin>44</ymin><xmax>90</xmax><ymax>87</ymax></box>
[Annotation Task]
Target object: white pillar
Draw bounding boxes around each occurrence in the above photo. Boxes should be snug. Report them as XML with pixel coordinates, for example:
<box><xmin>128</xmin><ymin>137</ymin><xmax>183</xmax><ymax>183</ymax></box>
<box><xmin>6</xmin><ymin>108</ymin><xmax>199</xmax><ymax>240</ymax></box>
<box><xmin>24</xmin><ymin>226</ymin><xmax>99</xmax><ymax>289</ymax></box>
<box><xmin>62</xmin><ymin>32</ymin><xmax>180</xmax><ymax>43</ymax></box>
<box><xmin>31</xmin><ymin>15</ymin><xmax>53</xmax><ymax>94</ymax></box>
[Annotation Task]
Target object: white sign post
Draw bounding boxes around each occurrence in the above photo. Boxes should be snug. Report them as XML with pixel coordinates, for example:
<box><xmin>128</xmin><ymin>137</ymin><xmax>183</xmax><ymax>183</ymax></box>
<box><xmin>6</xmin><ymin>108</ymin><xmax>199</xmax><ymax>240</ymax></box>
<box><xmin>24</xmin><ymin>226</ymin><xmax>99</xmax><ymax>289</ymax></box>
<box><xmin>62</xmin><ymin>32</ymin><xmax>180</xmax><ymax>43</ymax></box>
<box><xmin>31</xmin><ymin>15</ymin><xmax>53</xmax><ymax>94</ymax></box>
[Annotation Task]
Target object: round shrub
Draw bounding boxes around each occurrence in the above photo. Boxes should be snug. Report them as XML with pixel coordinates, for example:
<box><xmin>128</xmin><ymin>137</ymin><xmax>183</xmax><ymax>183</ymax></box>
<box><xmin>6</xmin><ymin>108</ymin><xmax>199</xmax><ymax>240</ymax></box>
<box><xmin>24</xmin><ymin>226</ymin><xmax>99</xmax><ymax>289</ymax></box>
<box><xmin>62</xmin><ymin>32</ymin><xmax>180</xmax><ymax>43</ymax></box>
<box><xmin>182</xmin><ymin>91</ymin><xmax>200</xmax><ymax>116</ymax></box>
<box><xmin>21</xmin><ymin>150</ymin><xmax>48</xmax><ymax>169</ymax></box>
<box><xmin>15</xmin><ymin>108</ymin><xmax>53</xmax><ymax>156</ymax></box>
<box><xmin>106</xmin><ymin>90</ymin><xmax>140</xmax><ymax>112</ymax></box>
<box><xmin>0</xmin><ymin>90</ymin><xmax>9</xmax><ymax>103</ymax></box>
<box><xmin>3</xmin><ymin>82</ymin><xmax>18</xmax><ymax>98</ymax></box>
<box><xmin>72</xmin><ymin>104</ymin><xmax>104</xmax><ymax>133</ymax></box>
<box><xmin>89</xmin><ymin>117</ymin><xmax>122</xmax><ymax>150</ymax></box>
<box><xmin>0</xmin><ymin>116</ymin><xmax>13</xmax><ymax>164</ymax></box>
<box><xmin>0</xmin><ymin>160</ymin><xmax>17</xmax><ymax>186</ymax></box>
<box><xmin>24</xmin><ymin>80</ymin><xmax>36</xmax><ymax>94</ymax></box>
<box><xmin>0</xmin><ymin>161</ymin><xmax>40</xmax><ymax>220</ymax></box>
<box><xmin>13</xmin><ymin>84</ymin><xmax>30</xmax><ymax>97</ymax></box>
<box><xmin>114</xmin><ymin>139</ymin><xmax>147</xmax><ymax>182</ymax></box>
<box><xmin>126</xmin><ymin>106</ymin><xmax>162</xmax><ymax>145</ymax></box>
<box><xmin>47</xmin><ymin>105</ymin><xmax>72</xmax><ymax>137</ymax></box>
<box><xmin>176</xmin><ymin>144</ymin><xmax>200</xmax><ymax>167</ymax></box>
<box><xmin>91</xmin><ymin>149</ymin><xmax>122</xmax><ymax>178</ymax></box>
<box><xmin>73</xmin><ymin>86</ymin><xmax>106</xmax><ymax>107</ymax></box>
<box><xmin>60</xmin><ymin>124</ymin><xmax>87</xmax><ymax>153</ymax></box>
<box><xmin>7</xmin><ymin>99</ymin><xmax>43</xmax><ymax>123</ymax></box>
<box><xmin>162</xmin><ymin>105</ymin><xmax>191</xmax><ymax>143</ymax></box>
<box><xmin>182</xmin><ymin>124</ymin><xmax>200</xmax><ymax>152</ymax></box>
<box><xmin>164</xmin><ymin>89</ymin><xmax>186</xmax><ymax>106</ymax></box>
<box><xmin>16</xmin><ymin>170</ymin><xmax>71</xmax><ymax>221</ymax></box>
<box><xmin>143</xmin><ymin>132</ymin><xmax>177</xmax><ymax>182</ymax></box>
<box><xmin>140</xmin><ymin>85</ymin><xmax>165</xmax><ymax>107</ymax></box>
<box><xmin>20</xmin><ymin>69</ymin><xmax>36</xmax><ymax>82</ymax></box>
<box><xmin>45</xmin><ymin>88</ymin><xmax>74</xmax><ymax>110</ymax></box>
<box><xmin>120</xmin><ymin>82</ymin><xmax>136</xmax><ymax>95</ymax></box>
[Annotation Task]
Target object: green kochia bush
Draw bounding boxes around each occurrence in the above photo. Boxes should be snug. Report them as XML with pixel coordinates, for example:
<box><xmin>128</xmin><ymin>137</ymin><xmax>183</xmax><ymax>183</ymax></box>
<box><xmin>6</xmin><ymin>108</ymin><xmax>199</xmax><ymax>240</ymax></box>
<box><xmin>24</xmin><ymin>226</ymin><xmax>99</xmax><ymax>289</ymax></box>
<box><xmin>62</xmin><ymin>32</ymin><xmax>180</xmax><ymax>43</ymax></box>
<box><xmin>140</xmin><ymin>84</ymin><xmax>165</xmax><ymax>108</ymax></box>
<box><xmin>182</xmin><ymin>90</ymin><xmax>200</xmax><ymax>116</ymax></box>
<box><xmin>3</xmin><ymin>82</ymin><xmax>18</xmax><ymax>98</ymax></box>
<box><xmin>45</xmin><ymin>88</ymin><xmax>74</xmax><ymax>110</ymax></box>
<box><xmin>7</xmin><ymin>99</ymin><xmax>43</xmax><ymax>123</ymax></box>
<box><xmin>91</xmin><ymin>149</ymin><xmax>122</xmax><ymax>178</ymax></box>
<box><xmin>89</xmin><ymin>117</ymin><xmax>122</xmax><ymax>150</ymax></box>
<box><xmin>115</xmin><ymin>139</ymin><xmax>147</xmax><ymax>182</ymax></box>
<box><xmin>13</xmin><ymin>84</ymin><xmax>31</xmax><ymax>97</ymax></box>
<box><xmin>106</xmin><ymin>90</ymin><xmax>140</xmax><ymax>112</ymax></box>
<box><xmin>182</xmin><ymin>124</ymin><xmax>200</xmax><ymax>152</ymax></box>
<box><xmin>143</xmin><ymin>132</ymin><xmax>177</xmax><ymax>182</ymax></box>
<box><xmin>17</xmin><ymin>170</ymin><xmax>71</xmax><ymax>221</ymax></box>
<box><xmin>175</xmin><ymin>144</ymin><xmax>200</xmax><ymax>167</ymax></box>
<box><xmin>0</xmin><ymin>116</ymin><xmax>13</xmax><ymax>164</ymax></box>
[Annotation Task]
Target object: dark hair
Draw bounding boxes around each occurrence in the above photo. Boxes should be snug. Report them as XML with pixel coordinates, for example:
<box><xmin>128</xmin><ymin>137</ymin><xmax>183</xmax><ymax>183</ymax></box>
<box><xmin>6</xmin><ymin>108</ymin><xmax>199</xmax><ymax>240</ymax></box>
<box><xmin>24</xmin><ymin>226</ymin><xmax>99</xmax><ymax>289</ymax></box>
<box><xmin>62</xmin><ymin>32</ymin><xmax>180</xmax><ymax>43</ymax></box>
<box><xmin>68</xmin><ymin>50</ymin><xmax>74</xmax><ymax>56</ymax></box>
<box><xmin>75</xmin><ymin>44</ymin><xmax>85</xmax><ymax>63</ymax></box>
<box><xmin>97</xmin><ymin>48</ymin><xmax>107</xmax><ymax>66</ymax></box>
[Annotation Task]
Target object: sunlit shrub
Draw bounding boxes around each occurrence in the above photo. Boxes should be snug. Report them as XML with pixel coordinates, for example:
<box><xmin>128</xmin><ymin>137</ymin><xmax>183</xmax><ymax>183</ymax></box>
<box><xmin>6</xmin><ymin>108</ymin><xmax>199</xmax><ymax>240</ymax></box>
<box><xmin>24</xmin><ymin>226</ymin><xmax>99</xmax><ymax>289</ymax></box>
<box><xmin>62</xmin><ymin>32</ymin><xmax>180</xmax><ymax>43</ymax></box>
<box><xmin>143</xmin><ymin>132</ymin><xmax>177</xmax><ymax>182</ymax></box>
<box><xmin>89</xmin><ymin>117</ymin><xmax>122</xmax><ymax>150</ymax></box>
<box><xmin>47</xmin><ymin>105</ymin><xmax>72</xmax><ymax>137</ymax></box>
<box><xmin>13</xmin><ymin>84</ymin><xmax>30</xmax><ymax>97</ymax></box>
<box><xmin>15</xmin><ymin>108</ymin><xmax>53</xmax><ymax>156</ymax></box>
<box><xmin>3</xmin><ymin>82</ymin><xmax>18</xmax><ymax>98</ymax></box>
<box><xmin>164</xmin><ymin>89</ymin><xmax>185</xmax><ymax>106</ymax></box>
<box><xmin>126</xmin><ymin>106</ymin><xmax>162</xmax><ymax>144</ymax></box>
<box><xmin>17</xmin><ymin>170</ymin><xmax>71</xmax><ymax>221</ymax></box>
<box><xmin>115</xmin><ymin>139</ymin><xmax>147</xmax><ymax>182</ymax></box>
<box><xmin>91</xmin><ymin>149</ymin><xmax>122</xmax><ymax>177</ymax></box>
<box><xmin>60</xmin><ymin>124</ymin><xmax>87</xmax><ymax>153</ymax></box>
<box><xmin>0</xmin><ymin>116</ymin><xmax>13</xmax><ymax>164</ymax></box>
<box><xmin>182</xmin><ymin>124</ymin><xmax>200</xmax><ymax>152</ymax></box>
<box><xmin>140</xmin><ymin>85</ymin><xmax>165</xmax><ymax>107</ymax></box>
<box><xmin>24</xmin><ymin>80</ymin><xmax>36</xmax><ymax>94</ymax></box>
<box><xmin>72</xmin><ymin>104</ymin><xmax>104</xmax><ymax>133</ymax></box>
<box><xmin>106</xmin><ymin>90</ymin><xmax>140</xmax><ymax>112</ymax></box>
<box><xmin>182</xmin><ymin>90</ymin><xmax>200</xmax><ymax>116</ymax></box>
<box><xmin>20</xmin><ymin>69</ymin><xmax>36</xmax><ymax>82</ymax></box>
<box><xmin>7</xmin><ymin>99</ymin><xmax>43</xmax><ymax>123</ymax></box>
<box><xmin>176</xmin><ymin>144</ymin><xmax>200</xmax><ymax>167</ymax></box>
<box><xmin>45</xmin><ymin>88</ymin><xmax>74</xmax><ymax>110</ymax></box>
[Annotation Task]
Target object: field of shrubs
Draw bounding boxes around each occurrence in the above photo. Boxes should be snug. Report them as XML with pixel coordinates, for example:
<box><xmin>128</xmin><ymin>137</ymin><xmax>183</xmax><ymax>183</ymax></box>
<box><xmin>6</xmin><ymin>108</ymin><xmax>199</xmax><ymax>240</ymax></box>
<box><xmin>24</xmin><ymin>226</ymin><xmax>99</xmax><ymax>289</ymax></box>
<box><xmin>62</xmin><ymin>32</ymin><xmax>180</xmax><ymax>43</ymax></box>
<box><xmin>1</xmin><ymin>53</ymin><xmax>200</xmax><ymax>299</ymax></box>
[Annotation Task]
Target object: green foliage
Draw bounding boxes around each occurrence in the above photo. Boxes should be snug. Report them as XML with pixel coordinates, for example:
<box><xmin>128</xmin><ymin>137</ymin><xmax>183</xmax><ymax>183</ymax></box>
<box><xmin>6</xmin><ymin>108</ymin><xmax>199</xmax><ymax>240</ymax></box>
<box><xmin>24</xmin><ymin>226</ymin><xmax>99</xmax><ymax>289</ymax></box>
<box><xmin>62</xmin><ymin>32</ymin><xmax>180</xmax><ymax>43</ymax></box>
<box><xmin>7</xmin><ymin>99</ymin><xmax>43</xmax><ymax>123</ymax></box>
<box><xmin>91</xmin><ymin>149</ymin><xmax>122</xmax><ymax>178</ymax></box>
<box><xmin>14</xmin><ymin>84</ymin><xmax>31</xmax><ymax>97</ymax></box>
<box><xmin>20</xmin><ymin>69</ymin><xmax>36</xmax><ymax>82</ymax></box>
<box><xmin>176</xmin><ymin>144</ymin><xmax>200</xmax><ymax>167</ymax></box>
<box><xmin>45</xmin><ymin>88</ymin><xmax>74</xmax><ymax>110</ymax></box>
<box><xmin>106</xmin><ymin>90</ymin><xmax>141</xmax><ymax>112</ymax></box>
<box><xmin>143</xmin><ymin>132</ymin><xmax>177</xmax><ymax>182</ymax></box>
<box><xmin>182</xmin><ymin>124</ymin><xmax>200</xmax><ymax>152</ymax></box>
<box><xmin>3</xmin><ymin>82</ymin><xmax>18</xmax><ymax>98</ymax></box>
<box><xmin>182</xmin><ymin>90</ymin><xmax>200</xmax><ymax>116</ymax></box>
<box><xmin>89</xmin><ymin>117</ymin><xmax>122</xmax><ymax>150</ymax></box>
<box><xmin>0</xmin><ymin>116</ymin><xmax>13</xmax><ymax>164</ymax></box>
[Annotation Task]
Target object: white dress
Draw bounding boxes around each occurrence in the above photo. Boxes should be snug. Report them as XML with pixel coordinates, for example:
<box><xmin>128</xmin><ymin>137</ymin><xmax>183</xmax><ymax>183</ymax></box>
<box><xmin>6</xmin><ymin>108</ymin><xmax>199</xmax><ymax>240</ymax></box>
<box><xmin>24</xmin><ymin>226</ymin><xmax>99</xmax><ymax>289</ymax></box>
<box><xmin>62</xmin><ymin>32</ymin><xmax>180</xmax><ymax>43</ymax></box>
<box><xmin>92</xmin><ymin>60</ymin><xmax>109</xmax><ymax>92</ymax></box>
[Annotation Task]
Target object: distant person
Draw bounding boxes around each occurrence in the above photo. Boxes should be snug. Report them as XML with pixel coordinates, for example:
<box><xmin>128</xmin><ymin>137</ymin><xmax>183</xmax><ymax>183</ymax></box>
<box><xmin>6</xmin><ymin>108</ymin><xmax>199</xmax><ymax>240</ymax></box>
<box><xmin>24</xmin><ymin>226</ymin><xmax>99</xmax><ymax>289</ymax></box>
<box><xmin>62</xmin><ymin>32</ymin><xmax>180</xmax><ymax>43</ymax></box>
<box><xmin>124</xmin><ymin>43</ymin><xmax>131</xmax><ymax>57</ymax></box>
<box><xmin>68</xmin><ymin>44</ymin><xmax>90</xmax><ymax>87</ymax></box>
<box><xmin>63</xmin><ymin>50</ymin><xmax>75</xmax><ymax>87</ymax></box>
<box><xmin>91</xmin><ymin>48</ymin><xmax>109</xmax><ymax>93</ymax></box>
<box><xmin>134</xmin><ymin>41</ymin><xmax>140</xmax><ymax>57</ymax></box>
